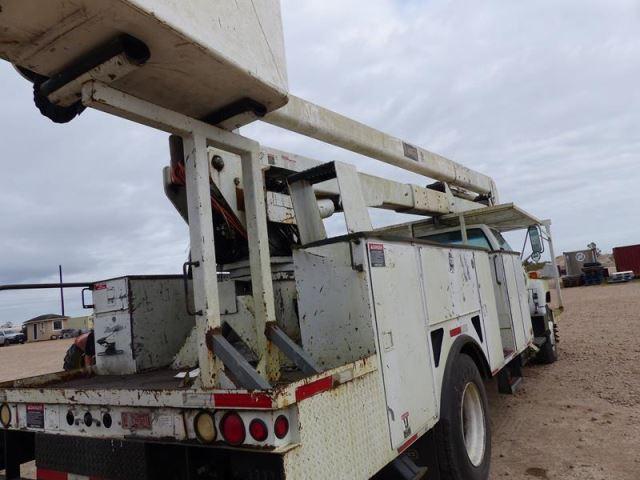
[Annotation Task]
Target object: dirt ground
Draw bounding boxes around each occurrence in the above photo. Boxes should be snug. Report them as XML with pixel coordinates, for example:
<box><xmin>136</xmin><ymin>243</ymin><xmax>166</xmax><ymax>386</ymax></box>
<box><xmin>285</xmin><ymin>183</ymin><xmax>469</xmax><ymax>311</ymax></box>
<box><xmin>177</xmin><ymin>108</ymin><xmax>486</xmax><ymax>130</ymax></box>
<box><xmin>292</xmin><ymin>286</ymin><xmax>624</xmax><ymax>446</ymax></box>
<box><xmin>2</xmin><ymin>283</ymin><xmax>640</xmax><ymax>479</ymax></box>
<box><xmin>0</xmin><ymin>339</ymin><xmax>73</xmax><ymax>384</ymax></box>
<box><xmin>490</xmin><ymin>281</ymin><xmax>640</xmax><ymax>480</ymax></box>
<box><xmin>0</xmin><ymin>339</ymin><xmax>73</xmax><ymax>480</ymax></box>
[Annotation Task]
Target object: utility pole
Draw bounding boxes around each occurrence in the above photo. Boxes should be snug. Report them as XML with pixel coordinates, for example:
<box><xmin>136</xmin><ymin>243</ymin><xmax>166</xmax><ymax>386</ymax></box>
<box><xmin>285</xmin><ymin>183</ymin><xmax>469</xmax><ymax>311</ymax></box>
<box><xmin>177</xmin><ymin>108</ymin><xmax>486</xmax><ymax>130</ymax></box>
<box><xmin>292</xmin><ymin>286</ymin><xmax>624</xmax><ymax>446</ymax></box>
<box><xmin>59</xmin><ymin>265</ymin><xmax>65</xmax><ymax>317</ymax></box>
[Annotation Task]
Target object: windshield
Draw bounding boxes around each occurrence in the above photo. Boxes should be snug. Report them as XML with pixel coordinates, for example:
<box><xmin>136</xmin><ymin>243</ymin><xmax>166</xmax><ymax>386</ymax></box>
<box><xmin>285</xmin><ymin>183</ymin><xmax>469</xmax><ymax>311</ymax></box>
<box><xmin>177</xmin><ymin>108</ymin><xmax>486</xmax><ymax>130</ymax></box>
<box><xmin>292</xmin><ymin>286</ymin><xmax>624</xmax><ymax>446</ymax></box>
<box><xmin>422</xmin><ymin>228</ymin><xmax>492</xmax><ymax>250</ymax></box>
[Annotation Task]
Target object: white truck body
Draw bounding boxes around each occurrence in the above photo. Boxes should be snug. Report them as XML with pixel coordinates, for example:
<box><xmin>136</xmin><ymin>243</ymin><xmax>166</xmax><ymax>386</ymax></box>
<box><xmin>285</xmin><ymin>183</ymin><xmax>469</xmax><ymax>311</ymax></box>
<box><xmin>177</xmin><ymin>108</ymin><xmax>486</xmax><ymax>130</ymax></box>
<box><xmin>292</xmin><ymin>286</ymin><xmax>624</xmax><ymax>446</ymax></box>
<box><xmin>0</xmin><ymin>2</ymin><xmax>563</xmax><ymax>479</ymax></box>
<box><xmin>0</xmin><ymin>234</ymin><xmax>535</xmax><ymax>479</ymax></box>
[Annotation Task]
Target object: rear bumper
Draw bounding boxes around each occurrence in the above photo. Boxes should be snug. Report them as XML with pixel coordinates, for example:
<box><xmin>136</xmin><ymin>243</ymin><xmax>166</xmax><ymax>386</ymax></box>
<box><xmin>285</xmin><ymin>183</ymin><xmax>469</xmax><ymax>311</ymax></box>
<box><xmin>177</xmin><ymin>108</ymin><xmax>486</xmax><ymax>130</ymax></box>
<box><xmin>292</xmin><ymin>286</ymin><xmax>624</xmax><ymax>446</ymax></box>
<box><xmin>6</xmin><ymin>431</ymin><xmax>286</xmax><ymax>480</ymax></box>
<box><xmin>0</xmin><ymin>357</ymin><xmax>386</xmax><ymax>479</ymax></box>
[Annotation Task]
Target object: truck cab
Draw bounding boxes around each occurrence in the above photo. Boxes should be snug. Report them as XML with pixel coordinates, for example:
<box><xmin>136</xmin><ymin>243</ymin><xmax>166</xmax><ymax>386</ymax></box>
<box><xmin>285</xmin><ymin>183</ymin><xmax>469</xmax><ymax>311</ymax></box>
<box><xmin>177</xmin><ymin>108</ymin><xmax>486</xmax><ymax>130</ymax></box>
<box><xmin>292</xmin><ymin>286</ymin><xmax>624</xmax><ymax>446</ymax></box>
<box><xmin>419</xmin><ymin>223</ymin><xmax>558</xmax><ymax>366</ymax></box>
<box><xmin>418</xmin><ymin>225</ymin><xmax>534</xmax><ymax>360</ymax></box>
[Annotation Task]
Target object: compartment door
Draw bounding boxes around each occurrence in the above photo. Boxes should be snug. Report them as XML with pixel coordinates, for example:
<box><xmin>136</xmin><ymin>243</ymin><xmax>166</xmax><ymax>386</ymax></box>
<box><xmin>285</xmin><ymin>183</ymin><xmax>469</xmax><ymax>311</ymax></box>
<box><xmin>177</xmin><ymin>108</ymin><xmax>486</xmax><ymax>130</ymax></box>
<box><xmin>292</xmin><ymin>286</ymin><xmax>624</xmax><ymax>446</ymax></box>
<box><xmin>492</xmin><ymin>253</ymin><xmax>529</xmax><ymax>353</ymax></box>
<box><xmin>94</xmin><ymin>310</ymin><xmax>136</xmax><ymax>375</ymax></box>
<box><xmin>489</xmin><ymin>253</ymin><xmax>517</xmax><ymax>356</ymax></box>
<box><xmin>504</xmin><ymin>254</ymin><xmax>534</xmax><ymax>349</ymax></box>
<box><xmin>367</xmin><ymin>242</ymin><xmax>438</xmax><ymax>450</ymax></box>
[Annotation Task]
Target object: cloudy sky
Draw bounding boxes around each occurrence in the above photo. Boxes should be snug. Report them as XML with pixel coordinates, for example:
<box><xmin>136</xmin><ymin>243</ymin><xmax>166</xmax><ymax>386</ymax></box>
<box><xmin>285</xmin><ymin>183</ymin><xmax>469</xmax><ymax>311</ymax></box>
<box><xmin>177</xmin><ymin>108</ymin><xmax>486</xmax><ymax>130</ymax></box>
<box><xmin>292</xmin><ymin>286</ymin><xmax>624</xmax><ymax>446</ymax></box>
<box><xmin>1</xmin><ymin>0</ymin><xmax>639</xmax><ymax>324</ymax></box>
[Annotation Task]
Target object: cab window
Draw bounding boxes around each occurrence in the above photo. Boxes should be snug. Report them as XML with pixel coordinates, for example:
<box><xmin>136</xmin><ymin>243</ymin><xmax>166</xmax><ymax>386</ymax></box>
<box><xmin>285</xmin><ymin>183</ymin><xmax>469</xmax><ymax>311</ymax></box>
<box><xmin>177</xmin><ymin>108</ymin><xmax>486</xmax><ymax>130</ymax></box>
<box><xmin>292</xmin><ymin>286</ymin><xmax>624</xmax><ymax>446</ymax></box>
<box><xmin>492</xmin><ymin>230</ymin><xmax>513</xmax><ymax>251</ymax></box>
<box><xmin>422</xmin><ymin>228</ymin><xmax>492</xmax><ymax>250</ymax></box>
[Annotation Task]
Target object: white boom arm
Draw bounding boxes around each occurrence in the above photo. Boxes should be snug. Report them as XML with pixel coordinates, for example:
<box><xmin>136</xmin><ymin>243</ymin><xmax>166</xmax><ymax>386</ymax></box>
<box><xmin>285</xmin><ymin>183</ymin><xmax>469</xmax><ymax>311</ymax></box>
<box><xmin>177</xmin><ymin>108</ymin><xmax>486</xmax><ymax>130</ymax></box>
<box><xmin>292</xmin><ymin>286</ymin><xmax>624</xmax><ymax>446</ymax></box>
<box><xmin>264</xmin><ymin>95</ymin><xmax>498</xmax><ymax>200</ymax></box>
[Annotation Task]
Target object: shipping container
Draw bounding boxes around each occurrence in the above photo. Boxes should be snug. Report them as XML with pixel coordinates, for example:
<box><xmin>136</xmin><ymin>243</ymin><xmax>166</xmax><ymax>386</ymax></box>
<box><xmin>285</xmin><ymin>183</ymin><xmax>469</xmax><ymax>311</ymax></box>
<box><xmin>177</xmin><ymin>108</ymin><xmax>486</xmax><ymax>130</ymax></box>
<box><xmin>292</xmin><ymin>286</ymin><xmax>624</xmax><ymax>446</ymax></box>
<box><xmin>613</xmin><ymin>244</ymin><xmax>640</xmax><ymax>277</ymax></box>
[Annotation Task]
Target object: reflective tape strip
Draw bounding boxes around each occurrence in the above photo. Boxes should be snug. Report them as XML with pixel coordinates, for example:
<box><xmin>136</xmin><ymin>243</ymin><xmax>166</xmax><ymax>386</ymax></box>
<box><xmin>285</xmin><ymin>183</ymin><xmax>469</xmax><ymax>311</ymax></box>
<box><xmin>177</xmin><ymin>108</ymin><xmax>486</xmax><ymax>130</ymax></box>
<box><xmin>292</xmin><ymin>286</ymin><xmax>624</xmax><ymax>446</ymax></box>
<box><xmin>37</xmin><ymin>470</ymin><xmax>68</xmax><ymax>480</ymax></box>
<box><xmin>397</xmin><ymin>433</ymin><xmax>418</xmax><ymax>454</ymax></box>
<box><xmin>38</xmin><ymin>469</ymin><xmax>100</xmax><ymax>480</ymax></box>
<box><xmin>295</xmin><ymin>376</ymin><xmax>333</xmax><ymax>402</ymax></box>
<box><xmin>213</xmin><ymin>392</ymin><xmax>274</xmax><ymax>409</ymax></box>
<box><xmin>450</xmin><ymin>326</ymin><xmax>463</xmax><ymax>337</ymax></box>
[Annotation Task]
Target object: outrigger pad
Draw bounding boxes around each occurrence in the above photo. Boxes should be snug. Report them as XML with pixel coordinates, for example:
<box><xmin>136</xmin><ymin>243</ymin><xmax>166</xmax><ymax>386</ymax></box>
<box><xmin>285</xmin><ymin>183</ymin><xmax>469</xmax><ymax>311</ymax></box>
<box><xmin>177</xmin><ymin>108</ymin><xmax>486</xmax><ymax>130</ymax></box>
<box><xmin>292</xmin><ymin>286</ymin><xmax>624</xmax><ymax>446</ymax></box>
<box><xmin>1</xmin><ymin>0</ymin><xmax>289</xmax><ymax>128</ymax></box>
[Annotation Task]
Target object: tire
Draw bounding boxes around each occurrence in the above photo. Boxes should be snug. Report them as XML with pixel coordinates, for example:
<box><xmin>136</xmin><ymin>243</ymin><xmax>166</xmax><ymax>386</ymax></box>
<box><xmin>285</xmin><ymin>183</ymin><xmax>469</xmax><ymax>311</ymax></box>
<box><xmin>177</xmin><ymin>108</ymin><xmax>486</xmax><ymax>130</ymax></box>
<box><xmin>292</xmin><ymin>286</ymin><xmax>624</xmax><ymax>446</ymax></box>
<box><xmin>537</xmin><ymin>314</ymin><xmax>558</xmax><ymax>364</ymax></box>
<box><xmin>63</xmin><ymin>344</ymin><xmax>84</xmax><ymax>371</ymax></box>
<box><xmin>435</xmin><ymin>353</ymin><xmax>491</xmax><ymax>480</ymax></box>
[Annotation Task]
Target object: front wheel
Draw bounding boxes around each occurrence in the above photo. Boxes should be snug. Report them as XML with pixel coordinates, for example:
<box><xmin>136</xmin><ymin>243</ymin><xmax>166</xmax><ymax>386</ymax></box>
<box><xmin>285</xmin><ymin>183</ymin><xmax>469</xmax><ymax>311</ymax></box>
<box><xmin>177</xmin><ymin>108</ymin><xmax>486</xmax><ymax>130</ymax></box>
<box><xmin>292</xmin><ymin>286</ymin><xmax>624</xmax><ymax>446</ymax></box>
<box><xmin>537</xmin><ymin>313</ymin><xmax>558</xmax><ymax>364</ymax></box>
<box><xmin>435</xmin><ymin>353</ymin><xmax>491</xmax><ymax>480</ymax></box>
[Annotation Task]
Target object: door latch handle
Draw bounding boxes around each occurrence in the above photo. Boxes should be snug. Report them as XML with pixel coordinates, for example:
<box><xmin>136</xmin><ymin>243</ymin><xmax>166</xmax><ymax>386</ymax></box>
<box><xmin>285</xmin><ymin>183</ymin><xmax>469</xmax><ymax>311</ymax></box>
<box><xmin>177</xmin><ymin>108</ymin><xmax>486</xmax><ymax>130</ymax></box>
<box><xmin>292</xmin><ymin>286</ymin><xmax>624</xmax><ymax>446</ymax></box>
<box><xmin>182</xmin><ymin>260</ymin><xmax>203</xmax><ymax>316</ymax></box>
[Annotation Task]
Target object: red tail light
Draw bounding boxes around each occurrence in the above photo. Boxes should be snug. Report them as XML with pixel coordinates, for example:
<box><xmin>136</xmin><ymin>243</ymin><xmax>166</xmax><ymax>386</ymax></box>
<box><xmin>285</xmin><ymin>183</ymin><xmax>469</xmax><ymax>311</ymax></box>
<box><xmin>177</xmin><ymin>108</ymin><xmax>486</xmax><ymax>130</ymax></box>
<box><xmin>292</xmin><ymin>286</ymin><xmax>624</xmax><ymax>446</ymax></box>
<box><xmin>274</xmin><ymin>415</ymin><xmax>289</xmax><ymax>439</ymax></box>
<box><xmin>249</xmin><ymin>419</ymin><xmax>269</xmax><ymax>442</ymax></box>
<box><xmin>220</xmin><ymin>412</ymin><xmax>245</xmax><ymax>445</ymax></box>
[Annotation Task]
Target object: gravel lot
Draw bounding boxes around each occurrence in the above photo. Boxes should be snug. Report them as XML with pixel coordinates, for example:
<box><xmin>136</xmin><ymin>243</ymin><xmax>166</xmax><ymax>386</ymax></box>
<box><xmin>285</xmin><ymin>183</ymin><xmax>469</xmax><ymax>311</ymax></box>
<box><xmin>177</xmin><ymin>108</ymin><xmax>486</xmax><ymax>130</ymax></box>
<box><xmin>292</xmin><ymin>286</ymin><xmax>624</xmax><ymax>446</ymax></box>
<box><xmin>490</xmin><ymin>281</ymin><xmax>640</xmax><ymax>479</ymax></box>
<box><xmin>2</xmin><ymin>282</ymin><xmax>639</xmax><ymax>479</ymax></box>
<box><xmin>0</xmin><ymin>339</ymin><xmax>73</xmax><ymax>384</ymax></box>
<box><xmin>0</xmin><ymin>339</ymin><xmax>73</xmax><ymax>480</ymax></box>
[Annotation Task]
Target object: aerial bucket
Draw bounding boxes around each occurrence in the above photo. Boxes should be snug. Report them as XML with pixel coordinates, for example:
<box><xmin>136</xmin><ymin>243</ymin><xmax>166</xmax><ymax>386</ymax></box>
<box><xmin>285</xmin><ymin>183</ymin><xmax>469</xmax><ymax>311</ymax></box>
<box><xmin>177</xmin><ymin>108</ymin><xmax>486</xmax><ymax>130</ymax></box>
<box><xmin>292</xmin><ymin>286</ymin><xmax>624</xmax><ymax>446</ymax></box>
<box><xmin>0</xmin><ymin>0</ymin><xmax>289</xmax><ymax>126</ymax></box>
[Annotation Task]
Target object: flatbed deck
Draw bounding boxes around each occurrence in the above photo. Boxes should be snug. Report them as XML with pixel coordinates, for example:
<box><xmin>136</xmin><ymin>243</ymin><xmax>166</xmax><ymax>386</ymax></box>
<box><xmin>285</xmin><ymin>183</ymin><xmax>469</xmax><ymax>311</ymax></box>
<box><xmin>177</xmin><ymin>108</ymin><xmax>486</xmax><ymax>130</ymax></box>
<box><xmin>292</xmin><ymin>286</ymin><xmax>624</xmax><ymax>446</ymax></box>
<box><xmin>21</xmin><ymin>368</ymin><xmax>186</xmax><ymax>391</ymax></box>
<box><xmin>15</xmin><ymin>367</ymin><xmax>309</xmax><ymax>392</ymax></box>
<box><xmin>0</xmin><ymin>356</ymin><xmax>377</xmax><ymax>411</ymax></box>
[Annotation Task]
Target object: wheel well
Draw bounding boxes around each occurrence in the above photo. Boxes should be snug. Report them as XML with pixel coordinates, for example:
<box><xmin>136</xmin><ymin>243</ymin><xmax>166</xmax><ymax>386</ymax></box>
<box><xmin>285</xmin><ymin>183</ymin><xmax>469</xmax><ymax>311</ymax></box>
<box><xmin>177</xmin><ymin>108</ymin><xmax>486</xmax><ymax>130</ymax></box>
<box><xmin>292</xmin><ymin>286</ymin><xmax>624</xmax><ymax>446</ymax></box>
<box><xmin>460</xmin><ymin>340</ymin><xmax>491</xmax><ymax>379</ymax></box>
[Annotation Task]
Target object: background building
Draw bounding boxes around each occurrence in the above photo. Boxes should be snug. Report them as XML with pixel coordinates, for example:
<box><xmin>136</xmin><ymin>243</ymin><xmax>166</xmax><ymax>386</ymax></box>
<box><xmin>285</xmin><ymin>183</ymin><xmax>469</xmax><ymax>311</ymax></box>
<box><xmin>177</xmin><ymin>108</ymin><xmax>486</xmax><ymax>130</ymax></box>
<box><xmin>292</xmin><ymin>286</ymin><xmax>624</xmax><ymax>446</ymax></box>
<box><xmin>23</xmin><ymin>314</ymin><xmax>92</xmax><ymax>342</ymax></box>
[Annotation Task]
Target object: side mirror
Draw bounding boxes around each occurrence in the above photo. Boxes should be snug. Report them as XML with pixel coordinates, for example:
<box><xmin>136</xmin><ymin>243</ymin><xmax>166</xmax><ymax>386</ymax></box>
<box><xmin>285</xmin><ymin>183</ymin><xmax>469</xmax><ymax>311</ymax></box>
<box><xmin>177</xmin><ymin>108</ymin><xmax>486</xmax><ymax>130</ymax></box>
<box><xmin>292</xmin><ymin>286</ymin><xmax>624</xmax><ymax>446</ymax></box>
<box><xmin>528</xmin><ymin>226</ymin><xmax>545</xmax><ymax>256</ymax></box>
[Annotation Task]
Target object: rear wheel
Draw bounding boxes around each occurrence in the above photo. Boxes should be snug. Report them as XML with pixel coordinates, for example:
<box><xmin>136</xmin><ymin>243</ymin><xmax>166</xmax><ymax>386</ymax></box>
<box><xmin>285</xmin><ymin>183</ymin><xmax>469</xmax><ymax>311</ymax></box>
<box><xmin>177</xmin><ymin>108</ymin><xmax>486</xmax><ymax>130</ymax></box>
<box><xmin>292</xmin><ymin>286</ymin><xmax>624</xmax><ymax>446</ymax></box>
<box><xmin>435</xmin><ymin>353</ymin><xmax>491</xmax><ymax>480</ymax></box>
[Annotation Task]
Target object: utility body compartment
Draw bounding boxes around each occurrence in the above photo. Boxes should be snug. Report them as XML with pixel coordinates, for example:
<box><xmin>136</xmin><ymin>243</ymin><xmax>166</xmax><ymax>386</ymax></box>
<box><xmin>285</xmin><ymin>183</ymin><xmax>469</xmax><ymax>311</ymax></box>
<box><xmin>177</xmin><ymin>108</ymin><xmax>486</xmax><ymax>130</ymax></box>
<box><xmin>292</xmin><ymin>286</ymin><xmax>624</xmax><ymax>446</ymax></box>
<box><xmin>92</xmin><ymin>275</ymin><xmax>195</xmax><ymax>375</ymax></box>
<box><xmin>293</xmin><ymin>235</ymin><xmax>528</xmax><ymax>451</ymax></box>
<box><xmin>0</xmin><ymin>0</ymin><xmax>288</xmax><ymax>126</ymax></box>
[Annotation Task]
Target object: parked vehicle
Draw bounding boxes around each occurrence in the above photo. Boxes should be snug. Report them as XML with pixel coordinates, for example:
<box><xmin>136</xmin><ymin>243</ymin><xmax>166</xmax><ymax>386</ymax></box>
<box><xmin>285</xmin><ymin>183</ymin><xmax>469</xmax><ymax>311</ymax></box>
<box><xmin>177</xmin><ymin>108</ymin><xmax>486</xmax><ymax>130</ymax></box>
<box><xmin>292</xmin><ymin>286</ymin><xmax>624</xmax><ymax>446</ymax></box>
<box><xmin>60</xmin><ymin>329</ymin><xmax>81</xmax><ymax>339</ymax></box>
<box><xmin>0</xmin><ymin>2</ymin><xmax>564</xmax><ymax>479</ymax></box>
<box><xmin>0</xmin><ymin>332</ymin><xmax>5</xmax><ymax>347</ymax></box>
<box><xmin>1</xmin><ymin>330</ymin><xmax>26</xmax><ymax>345</ymax></box>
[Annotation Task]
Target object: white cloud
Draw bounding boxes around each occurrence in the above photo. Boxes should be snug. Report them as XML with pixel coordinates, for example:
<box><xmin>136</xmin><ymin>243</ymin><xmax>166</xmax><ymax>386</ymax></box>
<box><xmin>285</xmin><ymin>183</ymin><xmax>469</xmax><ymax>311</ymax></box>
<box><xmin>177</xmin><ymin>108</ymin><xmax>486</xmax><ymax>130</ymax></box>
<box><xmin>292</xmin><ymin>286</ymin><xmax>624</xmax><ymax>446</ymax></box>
<box><xmin>1</xmin><ymin>0</ymin><xmax>639</xmax><ymax>322</ymax></box>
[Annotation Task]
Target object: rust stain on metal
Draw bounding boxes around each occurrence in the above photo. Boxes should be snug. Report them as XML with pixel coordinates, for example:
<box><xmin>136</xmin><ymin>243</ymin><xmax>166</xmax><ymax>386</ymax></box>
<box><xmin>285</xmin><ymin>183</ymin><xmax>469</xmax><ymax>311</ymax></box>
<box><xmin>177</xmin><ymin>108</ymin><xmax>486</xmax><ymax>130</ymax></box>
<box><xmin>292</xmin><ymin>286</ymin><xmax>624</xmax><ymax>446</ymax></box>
<box><xmin>205</xmin><ymin>326</ymin><xmax>223</xmax><ymax>352</ymax></box>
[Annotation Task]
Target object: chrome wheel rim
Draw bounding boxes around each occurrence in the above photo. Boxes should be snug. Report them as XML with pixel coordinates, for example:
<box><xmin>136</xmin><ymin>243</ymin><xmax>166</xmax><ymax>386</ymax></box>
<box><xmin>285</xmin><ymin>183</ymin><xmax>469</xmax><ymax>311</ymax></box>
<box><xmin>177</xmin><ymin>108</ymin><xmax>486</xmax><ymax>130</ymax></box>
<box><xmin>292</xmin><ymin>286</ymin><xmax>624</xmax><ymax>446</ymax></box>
<box><xmin>461</xmin><ymin>382</ymin><xmax>486</xmax><ymax>467</ymax></box>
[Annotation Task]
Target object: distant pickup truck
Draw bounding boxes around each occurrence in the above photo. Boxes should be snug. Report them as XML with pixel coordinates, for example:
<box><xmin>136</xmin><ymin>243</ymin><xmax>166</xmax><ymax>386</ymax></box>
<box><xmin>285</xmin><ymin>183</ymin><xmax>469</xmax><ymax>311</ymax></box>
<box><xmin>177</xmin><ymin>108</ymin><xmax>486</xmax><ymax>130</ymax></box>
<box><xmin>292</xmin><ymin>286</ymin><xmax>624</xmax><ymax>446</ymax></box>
<box><xmin>1</xmin><ymin>329</ymin><xmax>26</xmax><ymax>345</ymax></box>
<box><xmin>60</xmin><ymin>328</ymin><xmax>82</xmax><ymax>339</ymax></box>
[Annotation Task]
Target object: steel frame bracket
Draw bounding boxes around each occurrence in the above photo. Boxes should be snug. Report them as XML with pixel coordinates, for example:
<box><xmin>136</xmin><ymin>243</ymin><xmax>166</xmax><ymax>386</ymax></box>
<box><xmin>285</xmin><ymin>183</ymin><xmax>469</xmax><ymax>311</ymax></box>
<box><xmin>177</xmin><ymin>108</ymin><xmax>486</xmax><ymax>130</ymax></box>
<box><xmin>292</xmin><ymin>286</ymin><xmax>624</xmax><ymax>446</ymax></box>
<box><xmin>209</xmin><ymin>333</ymin><xmax>271</xmax><ymax>390</ymax></box>
<box><xmin>287</xmin><ymin>160</ymin><xmax>371</xmax><ymax>244</ymax></box>
<box><xmin>392</xmin><ymin>455</ymin><xmax>429</xmax><ymax>480</ymax></box>
<box><xmin>82</xmin><ymin>81</ymin><xmax>279</xmax><ymax>387</ymax></box>
<box><xmin>266</xmin><ymin>324</ymin><xmax>320</xmax><ymax>375</ymax></box>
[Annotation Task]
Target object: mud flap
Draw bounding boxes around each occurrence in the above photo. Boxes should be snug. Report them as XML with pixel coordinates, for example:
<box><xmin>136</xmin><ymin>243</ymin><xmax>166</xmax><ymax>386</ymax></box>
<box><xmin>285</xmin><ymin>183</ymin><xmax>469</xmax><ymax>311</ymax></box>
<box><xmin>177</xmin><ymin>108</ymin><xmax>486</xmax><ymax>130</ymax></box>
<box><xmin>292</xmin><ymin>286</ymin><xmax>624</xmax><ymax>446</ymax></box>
<box><xmin>1</xmin><ymin>430</ymin><xmax>35</xmax><ymax>480</ymax></box>
<box><xmin>35</xmin><ymin>434</ymin><xmax>286</xmax><ymax>480</ymax></box>
<box><xmin>36</xmin><ymin>434</ymin><xmax>148</xmax><ymax>480</ymax></box>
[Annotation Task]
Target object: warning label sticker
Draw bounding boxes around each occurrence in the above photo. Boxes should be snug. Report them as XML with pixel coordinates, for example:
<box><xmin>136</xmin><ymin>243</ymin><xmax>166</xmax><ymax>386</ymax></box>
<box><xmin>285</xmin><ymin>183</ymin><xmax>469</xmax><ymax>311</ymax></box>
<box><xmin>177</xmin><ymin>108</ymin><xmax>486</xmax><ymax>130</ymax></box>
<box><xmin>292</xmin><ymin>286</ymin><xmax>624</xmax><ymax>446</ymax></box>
<box><xmin>369</xmin><ymin>243</ymin><xmax>386</xmax><ymax>267</ymax></box>
<box><xmin>26</xmin><ymin>404</ymin><xmax>44</xmax><ymax>429</ymax></box>
<box><xmin>402</xmin><ymin>142</ymin><xmax>419</xmax><ymax>161</ymax></box>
